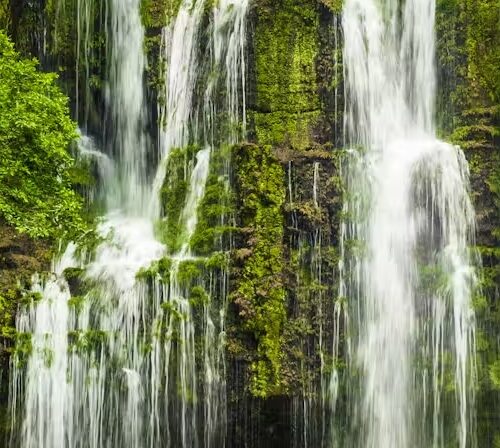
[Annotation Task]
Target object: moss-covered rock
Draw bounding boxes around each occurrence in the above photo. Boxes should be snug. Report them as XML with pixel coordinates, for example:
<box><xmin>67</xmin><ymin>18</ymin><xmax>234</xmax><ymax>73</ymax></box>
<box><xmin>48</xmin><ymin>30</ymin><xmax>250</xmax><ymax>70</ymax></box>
<box><xmin>189</xmin><ymin>145</ymin><xmax>236</xmax><ymax>255</ymax></box>
<box><xmin>249</xmin><ymin>0</ymin><xmax>321</xmax><ymax>148</ymax></box>
<box><xmin>230</xmin><ymin>142</ymin><xmax>286</xmax><ymax>397</ymax></box>
<box><xmin>158</xmin><ymin>145</ymin><xmax>202</xmax><ymax>252</ymax></box>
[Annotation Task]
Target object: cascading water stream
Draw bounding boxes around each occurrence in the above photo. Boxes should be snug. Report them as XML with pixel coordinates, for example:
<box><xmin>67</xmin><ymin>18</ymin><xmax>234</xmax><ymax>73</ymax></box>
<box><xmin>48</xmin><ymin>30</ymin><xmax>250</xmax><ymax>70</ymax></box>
<box><xmin>338</xmin><ymin>0</ymin><xmax>477</xmax><ymax>447</ymax></box>
<box><xmin>107</xmin><ymin>0</ymin><xmax>149</xmax><ymax>213</ymax></box>
<box><xmin>10</xmin><ymin>0</ymin><xmax>249</xmax><ymax>447</ymax></box>
<box><xmin>150</xmin><ymin>0</ymin><xmax>206</xmax><ymax>219</ymax></box>
<box><xmin>152</xmin><ymin>2</ymin><xmax>248</xmax><ymax>445</ymax></box>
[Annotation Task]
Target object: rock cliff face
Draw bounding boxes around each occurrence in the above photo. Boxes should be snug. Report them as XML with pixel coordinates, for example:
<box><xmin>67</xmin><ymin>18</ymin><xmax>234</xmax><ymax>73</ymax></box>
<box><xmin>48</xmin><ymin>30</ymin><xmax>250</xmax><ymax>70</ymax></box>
<box><xmin>1</xmin><ymin>0</ymin><xmax>498</xmax><ymax>445</ymax></box>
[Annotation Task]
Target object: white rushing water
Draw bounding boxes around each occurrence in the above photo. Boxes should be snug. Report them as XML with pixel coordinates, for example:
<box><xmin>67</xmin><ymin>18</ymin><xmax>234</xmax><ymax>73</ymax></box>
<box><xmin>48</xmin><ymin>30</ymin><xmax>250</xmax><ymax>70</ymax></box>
<box><xmin>10</xmin><ymin>246</ymin><xmax>76</xmax><ymax>448</ymax></box>
<box><xmin>10</xmin><ymin>0</ymin><xmax>249</xmax><ymax>447</ymax></box>
<box><xmin>340</xmin><ymin>0</ymin><xmax>477</xmax><ymax>447</ymax></box>
<box><xmin>108</xmin><ymin>0</ymin><xmax>149</xmax><ymax>213</ymax></box>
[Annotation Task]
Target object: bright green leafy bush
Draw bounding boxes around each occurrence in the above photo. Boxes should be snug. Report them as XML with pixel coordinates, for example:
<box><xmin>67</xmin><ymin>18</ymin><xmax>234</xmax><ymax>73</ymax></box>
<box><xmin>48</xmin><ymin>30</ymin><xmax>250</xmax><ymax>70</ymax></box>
<box><xmin>0</xmin><ymin>31</ymin><xmax>84</xmax><ymax>239</ymax></box>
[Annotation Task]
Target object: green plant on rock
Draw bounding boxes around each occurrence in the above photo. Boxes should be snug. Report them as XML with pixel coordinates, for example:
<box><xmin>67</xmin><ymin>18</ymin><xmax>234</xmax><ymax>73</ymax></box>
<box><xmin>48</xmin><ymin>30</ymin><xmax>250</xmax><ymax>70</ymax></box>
<box><xmin>205</xmin><ymin>251</ymin><xmax>230</xmax><ymax>270</ymax></box>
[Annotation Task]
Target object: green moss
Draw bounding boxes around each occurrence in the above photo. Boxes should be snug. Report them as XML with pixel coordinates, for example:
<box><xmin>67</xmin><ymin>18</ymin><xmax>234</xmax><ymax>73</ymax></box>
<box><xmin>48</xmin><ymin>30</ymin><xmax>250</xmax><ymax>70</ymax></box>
<box><xmin>489</xmin><ymin>360</ymin><xmax>500</xmax><ymax>390</ymax></box>
<box><xmin>68</xmin><ymin>154</ymin><xmax>96</xmax><ymax>189</ymax></box>
<box><xmin>161</xmin><ymin>301</ymin><xmax>184</xmax><ymax>321</ymax></box>
<box><xmin>177</xmin><ymin>259</ymin><xmax>204</xmax><ymax>283</ymax></box>
<box><xmin>0</xmin><ymin>292</ymin><xmax>17</xmax><ymax>340</ymax></box>
<box><xmin>176</xmin><ymin>259</ymin><xmax>204</xmax><ymax>286</ymax></box>
<box><xmin>204</xmin><ymin>251</ymin><xmax>230</xmax><ymax>270</ymax></box>
<box><xmin>158</xmin><ymin>145</ymin><xmax>201</xmax><ymax>252</ymax></box>
<box><xmin>141</xmin><ymin>0</ymin><xmax>181</xmax><ymax>27</ymax></box>
<box><xmin>450</xmin><ymin>124</ymin><xmax>500</xmax><ymax>148</ymax></box>
<box><xmin>190</xmin><ymin>146</ymin><xmax>236</xmax><ymax>255</ymax></box>
<box><xmin>319</xmin><ymin>0</ymin><xmax>343</xmax><ymax>13</ymax></box>
<box><xmin>144</xmin><ymin>34</ymin><xmax>164</xmax><ymax>92</ymax></box>
<box><xmin>189</xmin><ymin>285</ymin><xmax>210</xmax><ymax>307</ymax></box>
<box><xmin>68</xmin><ymin>329</ymin><xmax>107</xmax><ymax>354</ymax></box>
<box><xmin>0</xmin><ymin>0</ymin><xmax>9</xmax><ymax>30</ymax></box>
<box><xmin>232</xmin><ymin>143</ymin><xmax>286</xmax><ymax>397</ymax></box>
<box><xmin>12</xmin><ymin>332</ymin><xmax>32</xmax><ymax>367</ymax></box>
<box><xmin>251</xmin><ymin>0</ymin><xmax>320</xmax><ymax>148</ymax></box>
<box><xmin>68</xmin><ymin>295</ymin><xmax>86</xmax><ymax>313</ymax></box>
<box><xmin>42</xmin><ymin>0</ymin><xmax>106</xmax><ymax>127</ymax></box>
<box><xmin>137</xmin><ymin>257</ymin><xmax>173</xmax><ymax>283</ymax></box>
<box><xmin>462</xmin><ymin>0</ymin><xmax>500</xmax><ymax>105</ymax></box>
<box><xmin>63</xmin><ymin>267</ymin><xmax>84</xmax><ymax>282</ymax></box>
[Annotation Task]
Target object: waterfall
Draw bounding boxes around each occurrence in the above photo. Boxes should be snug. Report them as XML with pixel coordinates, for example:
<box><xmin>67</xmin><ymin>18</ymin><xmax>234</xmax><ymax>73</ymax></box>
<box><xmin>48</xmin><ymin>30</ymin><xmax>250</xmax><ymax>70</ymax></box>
<box><xmin>107</xmin><ymin>0</ymin><xmax>149</xmax><ymax>213</ymax></box>
<box><xmin>9</xmin><ymin>0</ymin><xmax>249</xmax><ymax>447</ymax></box>
<box><xmin>339</xmin><ymin>0</ymin><xmax>477</xmax><ymax>447</ymax></box>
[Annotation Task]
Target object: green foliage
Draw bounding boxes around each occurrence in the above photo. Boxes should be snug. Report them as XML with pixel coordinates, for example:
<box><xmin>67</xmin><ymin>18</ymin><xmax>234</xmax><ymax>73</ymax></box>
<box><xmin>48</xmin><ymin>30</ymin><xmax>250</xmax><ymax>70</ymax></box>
<box><xmin>63</xmin><ymin>267</ymin><xmax>85</xmax><ymax>282</ymax></box>
<box><xmin>436</xmin><ymin>0</ymin><xmax>500</xmax><ymax>138</ymax></box>
<box><xmin>0</xmin><ymin>31</ymin><xmax>85</xmax><ymax>240</ymax></box>
<box><xmin>205</xmin><ymin>251</ymin><xmax>230</xmax><ymax>270</ymax></box>
<box><xmin>161</xmin><ymin>301</ymin><xmax>184</xmax><ymax>321</ymax></box>
<box><xmin>232</xmin><ymin>143</ymin><xmax>286</xmax><ymax>397</ymax></box>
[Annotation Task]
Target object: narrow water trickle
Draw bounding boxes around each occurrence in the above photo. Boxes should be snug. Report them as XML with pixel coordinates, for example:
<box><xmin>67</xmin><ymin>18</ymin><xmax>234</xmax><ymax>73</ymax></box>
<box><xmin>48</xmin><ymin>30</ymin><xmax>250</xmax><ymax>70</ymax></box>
<box><xmin>337</xmin><ymin>0</ymin><xmax>477</xmax><ymax>447</ymax></box>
